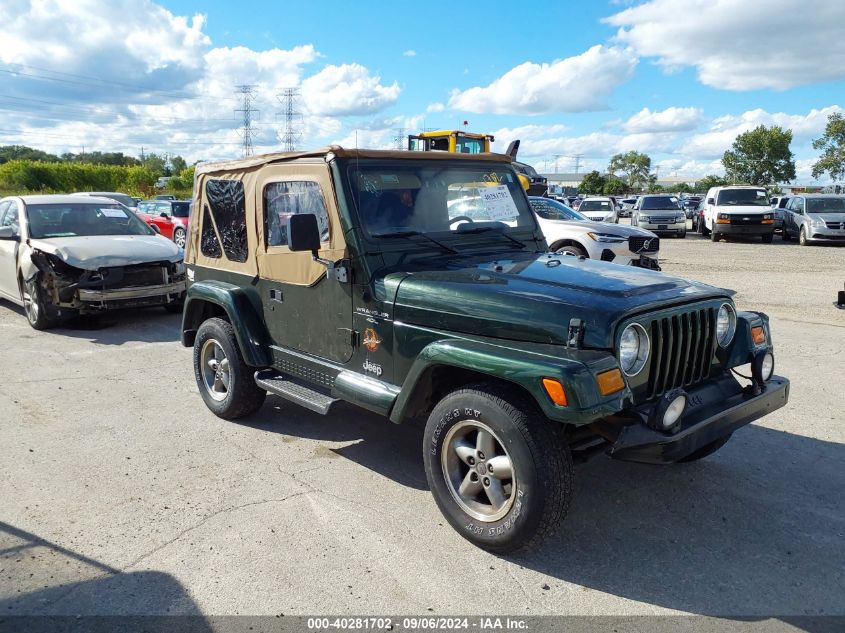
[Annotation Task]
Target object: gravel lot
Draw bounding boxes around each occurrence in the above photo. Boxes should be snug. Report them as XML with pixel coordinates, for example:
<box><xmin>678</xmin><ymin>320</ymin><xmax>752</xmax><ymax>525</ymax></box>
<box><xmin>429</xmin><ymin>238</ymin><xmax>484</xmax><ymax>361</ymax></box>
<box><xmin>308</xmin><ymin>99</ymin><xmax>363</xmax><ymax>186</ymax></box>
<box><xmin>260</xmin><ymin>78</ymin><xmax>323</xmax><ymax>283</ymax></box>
<box><xmin>1</xmin><ymin>226</ymin><xmax>843</xmax><ymax>618</ymax></box>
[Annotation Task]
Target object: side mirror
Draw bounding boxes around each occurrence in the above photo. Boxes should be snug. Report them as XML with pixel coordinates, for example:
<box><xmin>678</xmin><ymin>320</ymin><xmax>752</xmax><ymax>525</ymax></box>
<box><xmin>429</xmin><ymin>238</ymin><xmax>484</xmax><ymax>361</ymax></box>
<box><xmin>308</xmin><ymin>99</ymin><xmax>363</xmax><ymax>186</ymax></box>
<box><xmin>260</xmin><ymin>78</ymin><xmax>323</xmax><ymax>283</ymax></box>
<box><xmin>287</xmin><ymin>213</ymin><xmax>321</xmax><ymax>253</ymax></box>
<box><xmin>707</xmin><ymin>198</ymin><xmax>715</xmax><ymax>205</ymax></box>
<box><xmin>0</xmin><ymin>226</ymin><xmax>18</xmax><ymax>240</ymax></box>
<box><xmin>287</xmin><ymin>213</ymin><xmax>348</xmax><ymax>283</ymax></box>
<box><xmin>160</xmin><ymin>212</ymin><xmax>170</xmax><ymax>219</ymax></box>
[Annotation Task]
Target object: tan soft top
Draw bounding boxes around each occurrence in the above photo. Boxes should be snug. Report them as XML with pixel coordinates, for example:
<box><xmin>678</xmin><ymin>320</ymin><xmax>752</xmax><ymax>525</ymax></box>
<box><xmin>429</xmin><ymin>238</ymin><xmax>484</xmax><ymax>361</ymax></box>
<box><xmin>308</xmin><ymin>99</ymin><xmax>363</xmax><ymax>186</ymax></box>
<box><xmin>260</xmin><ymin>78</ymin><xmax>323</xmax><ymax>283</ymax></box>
<box><xmin>195</xmin><ymin>146</ymin><xmax>512</xmax><ymax>176</ymax></box>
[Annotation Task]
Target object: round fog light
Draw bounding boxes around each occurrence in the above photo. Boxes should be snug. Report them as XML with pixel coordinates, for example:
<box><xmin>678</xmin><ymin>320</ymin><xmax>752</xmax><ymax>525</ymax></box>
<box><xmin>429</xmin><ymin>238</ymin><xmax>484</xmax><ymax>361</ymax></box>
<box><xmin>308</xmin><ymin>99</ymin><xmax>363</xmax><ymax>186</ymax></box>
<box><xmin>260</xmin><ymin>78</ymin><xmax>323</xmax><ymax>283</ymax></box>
<box><xmin>663</xmin><ymin>394</ymin><xmax>687</xmax><ymax>429</ymax></box>
<box><xmin>649</xmin><ymin>389</ymin><xmax>687</xmax><ymax>433</ymax></box>
<box><xmin>752</xmin><ymin>350</ymin><xmax>775</xmax><ymax>384</ymax></box>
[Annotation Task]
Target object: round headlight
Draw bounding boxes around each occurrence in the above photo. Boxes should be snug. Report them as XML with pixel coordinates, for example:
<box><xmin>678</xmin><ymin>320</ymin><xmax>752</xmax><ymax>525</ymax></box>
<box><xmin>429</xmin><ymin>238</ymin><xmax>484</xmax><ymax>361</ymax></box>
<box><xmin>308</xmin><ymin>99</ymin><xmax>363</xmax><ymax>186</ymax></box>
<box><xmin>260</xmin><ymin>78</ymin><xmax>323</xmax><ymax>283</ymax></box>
<box><xmin>716</xmin><ymin>303</ymin><xmax>736</xmax><ymax>347</ymax></box>
<box><xmin>619</xmin><ymin>323</ymin><xmax>650</xmax><ymax>376</ymax></box>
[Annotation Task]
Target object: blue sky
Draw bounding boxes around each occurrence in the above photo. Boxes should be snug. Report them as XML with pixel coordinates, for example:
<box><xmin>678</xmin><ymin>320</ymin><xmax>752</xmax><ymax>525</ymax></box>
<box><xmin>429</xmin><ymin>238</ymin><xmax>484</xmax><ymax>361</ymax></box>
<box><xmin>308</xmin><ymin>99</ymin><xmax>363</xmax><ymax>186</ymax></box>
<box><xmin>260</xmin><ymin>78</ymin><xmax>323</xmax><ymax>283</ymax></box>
<box><xmin>1</xmin><ymin>0</ymin><xmax>843</xmax><ymax>181</ymax></box>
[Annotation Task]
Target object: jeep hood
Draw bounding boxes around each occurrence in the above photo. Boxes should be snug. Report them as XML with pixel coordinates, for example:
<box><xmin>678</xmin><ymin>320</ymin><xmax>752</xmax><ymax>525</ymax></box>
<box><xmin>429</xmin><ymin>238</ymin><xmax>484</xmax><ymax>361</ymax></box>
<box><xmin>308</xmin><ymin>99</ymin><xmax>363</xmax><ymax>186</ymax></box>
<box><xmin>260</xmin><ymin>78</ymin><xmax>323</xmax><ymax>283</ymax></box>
<box><xmin>27</xmin><ymin>235</ymin><xmax>183</xmax><ymax>270</ymax></box>
<box><xmin>391</xmin><ymin>253</ymin><xmax>730</xmax><ymax>349</ymax></box>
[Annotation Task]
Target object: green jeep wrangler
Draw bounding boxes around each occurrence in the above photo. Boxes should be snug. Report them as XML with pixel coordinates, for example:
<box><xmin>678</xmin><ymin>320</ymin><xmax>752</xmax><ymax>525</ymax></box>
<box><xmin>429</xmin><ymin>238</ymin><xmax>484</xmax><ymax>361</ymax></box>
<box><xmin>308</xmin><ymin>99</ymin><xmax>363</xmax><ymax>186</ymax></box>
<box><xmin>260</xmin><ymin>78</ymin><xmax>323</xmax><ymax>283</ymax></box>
<box><xmin>181</xmin><ymin>148</ymin><xmax>789</xmax><ymax>552</ymax></box>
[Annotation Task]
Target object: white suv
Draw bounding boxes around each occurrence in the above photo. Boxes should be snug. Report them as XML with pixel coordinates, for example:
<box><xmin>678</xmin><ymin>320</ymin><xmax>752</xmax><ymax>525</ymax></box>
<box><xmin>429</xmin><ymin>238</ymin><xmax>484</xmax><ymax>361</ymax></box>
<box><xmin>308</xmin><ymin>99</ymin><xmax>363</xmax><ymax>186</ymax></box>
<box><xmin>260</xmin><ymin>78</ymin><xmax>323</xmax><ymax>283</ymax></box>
<box><xmin>703</xmin><ymin>186</ymin><xmax>775</xmax><ymax>243</ymax></box>
<box><xmin>577</xmin><ymin>197</ymin><xmax>618</xmax><ymax>223</ymax></box>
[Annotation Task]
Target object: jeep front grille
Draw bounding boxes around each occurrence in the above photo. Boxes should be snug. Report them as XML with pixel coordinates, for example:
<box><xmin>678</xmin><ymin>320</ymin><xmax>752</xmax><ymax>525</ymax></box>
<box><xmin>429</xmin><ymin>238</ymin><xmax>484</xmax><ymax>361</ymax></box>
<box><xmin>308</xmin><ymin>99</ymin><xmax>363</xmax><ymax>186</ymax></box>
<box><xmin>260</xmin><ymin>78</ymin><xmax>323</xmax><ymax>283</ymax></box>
<box><xmin>646</xmin><ymin>307</ymin><xmax>717</xmax><ymax>398</ymax></box>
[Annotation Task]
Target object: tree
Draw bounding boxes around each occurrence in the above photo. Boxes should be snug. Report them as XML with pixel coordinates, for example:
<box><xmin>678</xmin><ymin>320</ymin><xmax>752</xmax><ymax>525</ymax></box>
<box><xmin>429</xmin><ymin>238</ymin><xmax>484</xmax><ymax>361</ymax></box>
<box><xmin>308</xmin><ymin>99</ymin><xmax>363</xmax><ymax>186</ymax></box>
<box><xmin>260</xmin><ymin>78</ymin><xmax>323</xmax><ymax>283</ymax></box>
<box><xmin>579</xmin><ymin>170</ymin><xmax>606</xmax><ymax>194</ymax></box>
<box><xmin>141</xmin><ymin>153</ymin><xmax>167</xmax><ymax>177</ymax></box>
<box><xmin>602</xmin><ymin>178</ymin><xmax>626</xmax><ymax>195</ymax></box>
<box><xmin>811</xmin><ymin>112</ymin><xmax>845</xmax><ymax>183</ymax></box>
<box><xmin>696</xmin><ymin>174</ymin><xmax>727</xmax><ymax>191</ymax></box>
<box><xmin>170</xmin><ymin>155</ymin><xmax>188</xmax><ymax>174</ymax></box>
<box><xmin>608</xmin><ymin>151</ymin><xmax>651</xmax><ymax>189</ymax></box>
<box><xmin>647</xmin><ymin>182</ymin><xmax>664</xmax><ymax>193</ymax></box>
<box><xmin>674</xmin><ymin>182</ymin><xmax>693</xmax><ymax>194</ymax></box>
<box><xmin>721</xmin><ymin>125</ymin><xmax>796</xmax><ymax>186</ymax></box>
<box><xmin>0</xmin><ymin>145</ymin><xmax>61</xmax><ymax>164</ymax></box>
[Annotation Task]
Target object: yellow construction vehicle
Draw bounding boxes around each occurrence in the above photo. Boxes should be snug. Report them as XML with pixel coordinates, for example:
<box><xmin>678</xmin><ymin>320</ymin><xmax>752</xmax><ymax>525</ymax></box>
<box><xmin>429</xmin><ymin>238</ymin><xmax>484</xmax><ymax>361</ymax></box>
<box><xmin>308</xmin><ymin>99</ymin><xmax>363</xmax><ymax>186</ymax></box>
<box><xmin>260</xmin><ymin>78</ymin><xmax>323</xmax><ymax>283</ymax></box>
<box><xmin>407</xmin><ymin>130</ymin><xmax>494</xmax><ymax>154</ymax></box>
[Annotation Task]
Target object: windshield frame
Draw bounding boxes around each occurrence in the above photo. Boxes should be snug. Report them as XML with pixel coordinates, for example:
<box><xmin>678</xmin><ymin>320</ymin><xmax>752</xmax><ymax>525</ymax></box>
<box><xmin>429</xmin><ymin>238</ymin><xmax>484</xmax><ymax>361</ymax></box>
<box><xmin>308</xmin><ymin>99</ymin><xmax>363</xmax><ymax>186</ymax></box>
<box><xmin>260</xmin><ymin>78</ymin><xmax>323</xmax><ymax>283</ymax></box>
<box><xmin>24</xmin><ymin>202</ymin><xmax>156</xmax><ymax>239</ymax></box>
<box><xmin>338</xmin><ymin>158</ymin><xmax>542</xmax><ymax>253</ymax></box>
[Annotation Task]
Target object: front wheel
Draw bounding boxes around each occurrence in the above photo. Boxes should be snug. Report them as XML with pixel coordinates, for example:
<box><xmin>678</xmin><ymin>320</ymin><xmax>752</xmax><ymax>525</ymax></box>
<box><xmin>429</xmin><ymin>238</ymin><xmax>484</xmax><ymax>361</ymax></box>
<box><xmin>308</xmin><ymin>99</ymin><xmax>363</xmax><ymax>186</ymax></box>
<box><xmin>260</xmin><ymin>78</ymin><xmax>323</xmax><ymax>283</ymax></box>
<box><xmin>193</xmin><ymin>317</ymin><xmax>266</xmax><ymax>419</ymax></box>
<box><xmin>678</xmin><ymin>231</ymin><xmax>687</xmax><ymax>239</ymax></box>
<box><xmin>554</xmin><ymin>243</ymin><xmax>587</xmax><ymax>258</ymax></box>
<box><xmin>710</xmin><ymin>229</ymin><xmax>720</xmax><ymax>242</ymax></box>
<box><xmin>423</xmin><ymin>384</ymin><xmax>573</xmax><ymax>553</ymax></box>
<box><xmin>23</xmin><ymin>277</ymin><xmax>57</xmax><ymax>330</ymax></box>
<box><xmin>799</xmin><ymin>227</ymin><xmax>809</xmax><ymax>246</ymax></box>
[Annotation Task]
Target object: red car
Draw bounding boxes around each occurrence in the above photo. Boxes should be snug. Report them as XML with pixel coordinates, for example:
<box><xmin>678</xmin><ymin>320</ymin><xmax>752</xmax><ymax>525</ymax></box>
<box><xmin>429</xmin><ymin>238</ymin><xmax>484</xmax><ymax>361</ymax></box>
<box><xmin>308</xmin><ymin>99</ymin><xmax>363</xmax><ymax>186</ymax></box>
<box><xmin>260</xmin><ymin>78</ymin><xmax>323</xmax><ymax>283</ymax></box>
<box><xmin>135</xmin><ymin>200</ymin><xmax>191</xmax><ymax>249</ymax></box>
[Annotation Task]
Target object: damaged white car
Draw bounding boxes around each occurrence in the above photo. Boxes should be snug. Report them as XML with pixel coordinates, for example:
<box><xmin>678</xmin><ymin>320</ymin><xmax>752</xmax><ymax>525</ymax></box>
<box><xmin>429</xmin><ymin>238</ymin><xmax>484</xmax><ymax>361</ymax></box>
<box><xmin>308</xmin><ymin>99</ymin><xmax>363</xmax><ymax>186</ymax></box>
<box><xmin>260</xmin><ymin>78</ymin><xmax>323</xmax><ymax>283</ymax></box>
<box><xmin>0</xmin><ymin>195</ymin><xmax>186</xmax><ymax>329</ymax></box>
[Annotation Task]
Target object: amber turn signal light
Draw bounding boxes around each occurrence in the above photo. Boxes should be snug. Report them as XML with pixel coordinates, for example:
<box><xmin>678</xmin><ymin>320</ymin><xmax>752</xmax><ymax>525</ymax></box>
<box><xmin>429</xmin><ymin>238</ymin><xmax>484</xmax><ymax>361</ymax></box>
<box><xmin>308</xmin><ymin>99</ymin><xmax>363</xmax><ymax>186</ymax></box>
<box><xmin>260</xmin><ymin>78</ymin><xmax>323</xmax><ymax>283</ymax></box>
<box><xmin>751</xmin><ymin>326</ymin><xmax>766</xmax><ymax>344</ymax></box>
<box><xmin>541</xmin><ymin>378</ymin><xmax>568</xmax><ymax>406</ymax></box>
<box><xmin>597</xmin><ymin>369</ymin><xmax>625</xmax><ymax>396</ymax></box>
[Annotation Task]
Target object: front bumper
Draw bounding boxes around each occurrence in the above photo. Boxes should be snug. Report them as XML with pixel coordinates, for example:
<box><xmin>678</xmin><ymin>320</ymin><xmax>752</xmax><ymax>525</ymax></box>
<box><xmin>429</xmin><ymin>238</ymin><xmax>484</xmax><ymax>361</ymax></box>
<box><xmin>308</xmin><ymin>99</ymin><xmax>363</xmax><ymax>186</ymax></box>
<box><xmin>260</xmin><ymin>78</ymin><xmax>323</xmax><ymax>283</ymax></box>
<box><xmin>714</xmin><ymin>223</ymin><xmax>773</xmax><ymax>236</ymax></box>
<box><xmin>636</xmin><ymin>220</ymin><xmax>685</xmax><ymax>235</ymax></box>
<box><xmin>807</xmin><ymin>227</ymin><xmax>845</xmax><ymax>243</ymax></box>
<box><xmin>606</xmin><ymin>373</ymin><xmax>789</xmax><ymax>464</ymax></box>
<box><xmin>77</xmin><ymin>280</ymin><xmax>187</xmax><ymax>304</ymax></box>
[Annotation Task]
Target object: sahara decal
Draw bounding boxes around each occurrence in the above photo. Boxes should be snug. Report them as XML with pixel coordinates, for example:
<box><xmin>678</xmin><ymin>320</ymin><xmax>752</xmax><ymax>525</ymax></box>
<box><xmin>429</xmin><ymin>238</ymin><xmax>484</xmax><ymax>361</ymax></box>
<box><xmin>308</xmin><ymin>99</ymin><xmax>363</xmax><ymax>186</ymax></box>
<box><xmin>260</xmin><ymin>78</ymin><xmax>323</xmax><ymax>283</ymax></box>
<box><xmin>362</xmin><ymin>328</ymin><xmax>382</xmax><ymax>353</ymax></box>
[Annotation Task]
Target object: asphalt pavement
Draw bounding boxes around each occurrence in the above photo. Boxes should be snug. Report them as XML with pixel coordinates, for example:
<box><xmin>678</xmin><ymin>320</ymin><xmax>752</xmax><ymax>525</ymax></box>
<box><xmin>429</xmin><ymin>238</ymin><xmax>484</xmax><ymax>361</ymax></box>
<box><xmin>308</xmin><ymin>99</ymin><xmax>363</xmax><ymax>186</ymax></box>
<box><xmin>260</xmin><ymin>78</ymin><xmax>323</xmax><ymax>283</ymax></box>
<box><xmin>1</xmin><ymin>226</ymin><xmax>843</xmax><ymax>619</ymax></box>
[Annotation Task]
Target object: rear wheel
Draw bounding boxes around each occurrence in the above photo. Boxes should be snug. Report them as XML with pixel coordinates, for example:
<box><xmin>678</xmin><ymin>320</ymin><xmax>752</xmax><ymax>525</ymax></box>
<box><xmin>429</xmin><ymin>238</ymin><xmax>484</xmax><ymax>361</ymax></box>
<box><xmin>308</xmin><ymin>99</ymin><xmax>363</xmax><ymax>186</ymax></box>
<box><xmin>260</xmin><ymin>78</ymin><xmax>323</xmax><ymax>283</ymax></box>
<box><xmin>173</xmin><ymin>226</ymin><xmax>187</xmax><ymax>249</ymax></box>
<box><xmin>193</xmin><ymin>317</ymin><xmax>266</xmax><ymax>419</ymax></box>
<box><xmin>423</xmin><ymin>384</ymin><xmax>573</xmax><ymax>553</ymax></box>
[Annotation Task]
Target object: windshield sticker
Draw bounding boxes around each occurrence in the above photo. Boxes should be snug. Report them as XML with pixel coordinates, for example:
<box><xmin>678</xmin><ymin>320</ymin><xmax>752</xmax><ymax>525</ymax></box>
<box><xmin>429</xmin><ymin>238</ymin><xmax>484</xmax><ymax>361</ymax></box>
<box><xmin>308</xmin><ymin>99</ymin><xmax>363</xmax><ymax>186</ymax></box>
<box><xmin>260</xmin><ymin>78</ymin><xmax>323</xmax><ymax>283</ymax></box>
<box><xmin>100</xmin><ymin>208</ymin><xmax>127</xmax><ymax>218</ymax></box>
<box><xmin>477</xmin><ymin>185</ymin><xmax>519</xmax><ymax>221</ymax></box>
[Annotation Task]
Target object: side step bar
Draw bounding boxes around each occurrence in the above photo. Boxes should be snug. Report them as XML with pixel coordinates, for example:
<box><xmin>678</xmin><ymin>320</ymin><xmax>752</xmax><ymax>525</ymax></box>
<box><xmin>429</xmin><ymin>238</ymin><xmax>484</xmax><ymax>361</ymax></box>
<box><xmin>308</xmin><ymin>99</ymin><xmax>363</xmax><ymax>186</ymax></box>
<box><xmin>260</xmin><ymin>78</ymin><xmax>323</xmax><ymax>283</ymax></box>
<box><xmin>254</xmin><ymin>369</ymin><xmax>339</xmax><ymax>415</ymax></box>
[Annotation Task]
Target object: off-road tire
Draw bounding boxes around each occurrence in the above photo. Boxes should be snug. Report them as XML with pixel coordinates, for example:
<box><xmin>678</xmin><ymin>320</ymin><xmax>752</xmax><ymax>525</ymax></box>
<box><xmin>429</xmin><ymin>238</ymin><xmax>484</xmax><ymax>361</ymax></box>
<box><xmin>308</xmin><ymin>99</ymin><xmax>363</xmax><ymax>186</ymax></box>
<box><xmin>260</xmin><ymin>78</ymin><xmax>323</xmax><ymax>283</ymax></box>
<box><xmin>677</xmin><ymin>433</ymin><xmax>732</xmax><ymax>463</ymax></box>
<box><xmin>423</xmin><ymin>383</ymin><xmax>573</xmax><ymax>553</ymax></box>
<box><xmin>193</xmin><ymin>317</ymin><xmax>266</xmax><ymax>419</ymax></box>
<box><xmin>554</xmin><ymin>243</ymin><xmax>588</xmax><ymax>258</ymax></box>
<box><xmin>761</xmin><ymin>233</ymin><xmax>774</xmax><ymax>244</ymax></box>
<box><xmin>23</xmin><ymin>276</ymin><xmax>57</xmax><ymax>331</ymax></box>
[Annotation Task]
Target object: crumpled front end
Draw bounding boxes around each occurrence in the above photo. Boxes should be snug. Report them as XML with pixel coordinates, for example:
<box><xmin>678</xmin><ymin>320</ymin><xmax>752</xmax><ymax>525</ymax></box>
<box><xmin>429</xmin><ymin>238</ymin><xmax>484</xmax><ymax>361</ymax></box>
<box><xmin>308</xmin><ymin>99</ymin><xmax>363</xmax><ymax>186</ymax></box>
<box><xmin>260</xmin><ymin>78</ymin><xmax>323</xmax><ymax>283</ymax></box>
<box><xmin>28</xmin><ymin>249</ymin><xmax>186</xmax><ymax>313</ymax></box>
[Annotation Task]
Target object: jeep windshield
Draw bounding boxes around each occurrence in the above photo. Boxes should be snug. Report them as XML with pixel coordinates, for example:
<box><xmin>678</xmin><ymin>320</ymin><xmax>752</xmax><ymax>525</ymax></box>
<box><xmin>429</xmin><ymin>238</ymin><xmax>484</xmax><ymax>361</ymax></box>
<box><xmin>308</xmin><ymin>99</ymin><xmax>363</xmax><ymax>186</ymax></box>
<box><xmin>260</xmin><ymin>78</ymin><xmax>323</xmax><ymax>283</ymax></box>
<box><xmin>717</xmin><ymin>189</ymin><xmax>769</xmax><ymax>206</ymax></box>
<box><xmin>25</xmin><ymin>203</ymin><xmax>155</xmax><ymax>238</ymax></box>
<box><xmin>806</xmin><ymin>198</ymin><xmax>845</xmax><ymax>213</ymax></box>
<box><xmin>345</xmin><ymin>161</ymin><xmax>537</xmax><ymax>243</ymax></box>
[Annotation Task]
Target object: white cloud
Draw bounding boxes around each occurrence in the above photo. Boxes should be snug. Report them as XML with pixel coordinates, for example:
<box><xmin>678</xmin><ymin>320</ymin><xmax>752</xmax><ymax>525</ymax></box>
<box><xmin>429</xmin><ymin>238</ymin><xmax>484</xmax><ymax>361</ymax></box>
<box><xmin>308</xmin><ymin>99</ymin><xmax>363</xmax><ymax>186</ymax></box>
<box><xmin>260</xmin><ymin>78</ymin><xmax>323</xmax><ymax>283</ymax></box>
<box><xmin>301</xmin><ymin>63</ymin><xmax>400</xmax><ymax>116</ymax></box>
<box><xmin>426</xmin><ymin>102</ymin><xmax>445</xmax><ymax>113</ymax></box>
<box><xmin>685</xmin><ymin>106</ymin><xmax>843</xmax><ymax>157</ymax></box>
<box><xmin>447</xmin><ymin>45</ymin><xmax>637</xmax><ymax>114</ymax></box>
<box><xmin>402</xmin><ymin>50</ymin><xmax>417</xmax><ymax>57</ymax></box>
<box><xmin>623</xmin><ymin>106</ymin><xmax>703</xmax><ymax>133</ymax></box>
<box><xmin>605</xmin><ymin>0</ymin><xmax>845</xmax><ymax>90</ymax></box>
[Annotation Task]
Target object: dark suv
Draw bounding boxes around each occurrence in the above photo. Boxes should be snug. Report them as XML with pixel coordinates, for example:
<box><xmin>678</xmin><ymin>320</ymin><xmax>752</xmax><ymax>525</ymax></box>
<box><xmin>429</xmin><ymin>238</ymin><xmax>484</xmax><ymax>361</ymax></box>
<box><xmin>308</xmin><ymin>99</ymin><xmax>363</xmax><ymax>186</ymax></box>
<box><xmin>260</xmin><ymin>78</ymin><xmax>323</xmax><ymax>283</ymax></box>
<box><xmin>180</xmin><ymin>149</ymin><xmax>788</xmax><ymax>552</ymax></box>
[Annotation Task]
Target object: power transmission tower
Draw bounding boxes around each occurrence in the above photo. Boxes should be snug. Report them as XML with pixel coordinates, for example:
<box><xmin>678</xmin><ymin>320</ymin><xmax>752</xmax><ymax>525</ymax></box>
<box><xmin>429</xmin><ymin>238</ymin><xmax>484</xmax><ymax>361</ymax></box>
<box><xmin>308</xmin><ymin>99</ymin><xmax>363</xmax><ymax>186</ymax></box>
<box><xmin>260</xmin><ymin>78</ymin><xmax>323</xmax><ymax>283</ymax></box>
<box><xmin>234</xmin><ymin>84</ymin><xmax>259</xmax><ymax>157</ymax></box>
<box><xmin>276</xmin><ymin>87</ymin><xmax>302</xmax><ymax>152</ymax></box>
<box><xmin>573</xmin><ymin>154</ymin><xmax>583</xmax><ymax>174</ymax></box>
<box><xmin>393</xmin><ymin>127</ymin><xmax>406</xmax><ymax>150</ymax></box>
<box><xmin>553</xmin><ymin>154</ymin><xmax>564</xmax><ymax>173</ymax></box>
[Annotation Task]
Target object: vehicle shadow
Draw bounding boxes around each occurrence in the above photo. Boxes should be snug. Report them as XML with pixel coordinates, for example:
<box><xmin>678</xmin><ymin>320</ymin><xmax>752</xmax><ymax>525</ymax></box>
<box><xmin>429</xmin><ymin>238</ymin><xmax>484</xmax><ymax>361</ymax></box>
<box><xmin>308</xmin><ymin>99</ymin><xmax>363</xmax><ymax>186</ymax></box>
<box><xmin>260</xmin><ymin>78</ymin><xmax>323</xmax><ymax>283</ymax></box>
<box><xmin>0</xmin><ymin>521</ymin><xmax>211</xmax><ymax>621</ymax></box>
<box><xmin>54</xmin><ymin>309</ymin><xmax>181</xmax><ymax>345</ymax></box>
<box><xmin>510</xmin><ymin>424</ymin><xmax>845</xmax><ymax>616</ymax></box>
<box><xmin>239</xmin><ymin>398</ymin><xmax>428</xmax><ymax>490</ymax></box>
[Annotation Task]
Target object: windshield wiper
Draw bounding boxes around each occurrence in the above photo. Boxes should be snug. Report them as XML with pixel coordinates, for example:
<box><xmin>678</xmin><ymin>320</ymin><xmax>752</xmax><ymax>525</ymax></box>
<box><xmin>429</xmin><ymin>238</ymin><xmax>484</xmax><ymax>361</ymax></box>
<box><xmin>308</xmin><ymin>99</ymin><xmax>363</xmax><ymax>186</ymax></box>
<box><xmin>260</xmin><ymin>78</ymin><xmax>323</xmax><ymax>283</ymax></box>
<box><xmin>370</xmin><ymin>230</ymin><xmax>458</xmax><ymax>254</ymax></box>
<box><xmin>455</xmin><ymin>225</ymin><xmax>527</xmax><ymax>248</ymax></box>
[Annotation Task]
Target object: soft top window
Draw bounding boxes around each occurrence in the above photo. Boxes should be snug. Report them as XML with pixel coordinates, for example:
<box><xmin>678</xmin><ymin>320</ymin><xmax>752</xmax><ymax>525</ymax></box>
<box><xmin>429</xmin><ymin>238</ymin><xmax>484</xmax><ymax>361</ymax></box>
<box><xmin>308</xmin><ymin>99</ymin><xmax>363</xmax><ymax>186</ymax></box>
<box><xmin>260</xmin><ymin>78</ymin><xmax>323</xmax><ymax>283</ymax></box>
<box><xmin>264</xmin><ymin>181</ymin><xmax>329</xmax><ymax>247</ymax></box>
<box><xmin>205</xmin><ymin>179</ymin><xmax>248</xmax><ymax>262</ymax></box>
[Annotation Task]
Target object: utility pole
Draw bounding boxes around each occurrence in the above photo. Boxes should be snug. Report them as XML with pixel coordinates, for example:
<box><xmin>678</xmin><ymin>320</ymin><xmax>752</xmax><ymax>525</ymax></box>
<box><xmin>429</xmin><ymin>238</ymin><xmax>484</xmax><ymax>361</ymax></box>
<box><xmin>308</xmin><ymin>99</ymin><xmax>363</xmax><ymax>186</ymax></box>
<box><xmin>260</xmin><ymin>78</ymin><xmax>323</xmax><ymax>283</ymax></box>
<box><xmin>393</xmin><ymin>127</ymin><xmax>406</xmax><ymax>150</ymax></box>
<box><xmin>140</xmin><ymin>146</ymin><xmax>145</xmax><ymax>161</ymax></box>
<box><xmin>553</xmin><ymin>154</ymin><xmax>563</xmax><ymax>173</ymax></box>
<box><xmin>234</xmin><ymin>84</ymin><xmax>259</xmax><ymax>157</ymax></box>
<box><xmin>276</xmin><ymin>87</ymin><xmax>302</xmax><ymax>152</ymax></box>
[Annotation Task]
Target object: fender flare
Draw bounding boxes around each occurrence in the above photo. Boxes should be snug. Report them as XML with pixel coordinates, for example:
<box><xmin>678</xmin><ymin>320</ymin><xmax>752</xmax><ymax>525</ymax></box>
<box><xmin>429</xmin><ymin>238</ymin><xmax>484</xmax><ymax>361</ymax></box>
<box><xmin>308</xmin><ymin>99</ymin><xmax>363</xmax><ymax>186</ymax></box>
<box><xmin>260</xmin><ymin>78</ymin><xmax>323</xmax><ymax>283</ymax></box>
<box><xmin>181</xmin><ymin>280</ymin><xmax>272</xmax><ymax>367</ymax></box>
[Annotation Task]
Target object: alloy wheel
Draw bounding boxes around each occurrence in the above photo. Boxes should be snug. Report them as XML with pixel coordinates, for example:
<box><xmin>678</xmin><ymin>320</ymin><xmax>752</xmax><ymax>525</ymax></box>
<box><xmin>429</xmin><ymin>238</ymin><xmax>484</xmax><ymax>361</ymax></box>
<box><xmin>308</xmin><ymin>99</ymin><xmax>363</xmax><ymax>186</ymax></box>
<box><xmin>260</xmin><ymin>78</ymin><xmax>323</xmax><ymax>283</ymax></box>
<box><xmin>200</xmin><ymin>338</ymin><xmax>231</xmax><ymax>401</ymax></box>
